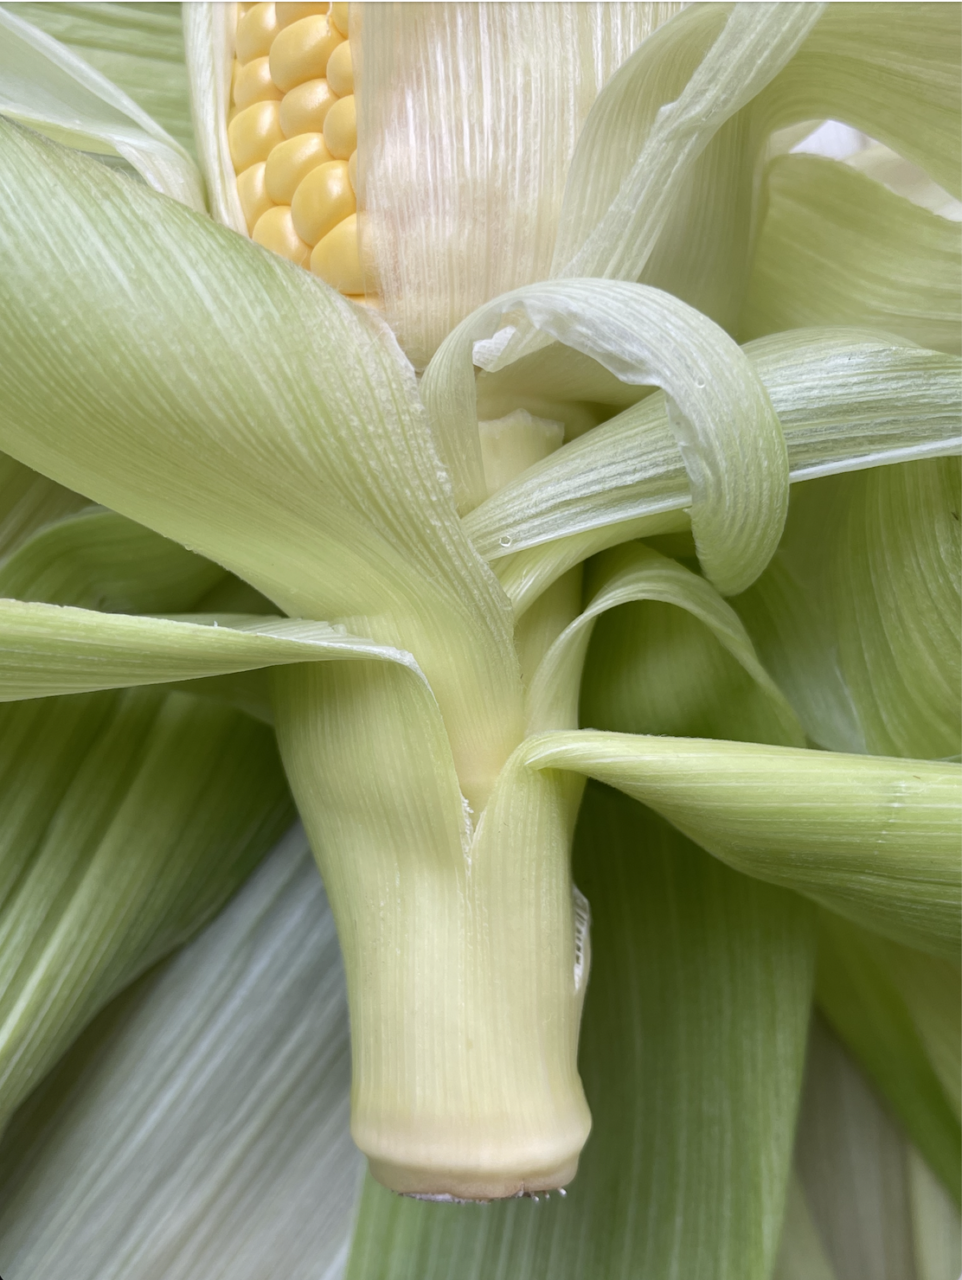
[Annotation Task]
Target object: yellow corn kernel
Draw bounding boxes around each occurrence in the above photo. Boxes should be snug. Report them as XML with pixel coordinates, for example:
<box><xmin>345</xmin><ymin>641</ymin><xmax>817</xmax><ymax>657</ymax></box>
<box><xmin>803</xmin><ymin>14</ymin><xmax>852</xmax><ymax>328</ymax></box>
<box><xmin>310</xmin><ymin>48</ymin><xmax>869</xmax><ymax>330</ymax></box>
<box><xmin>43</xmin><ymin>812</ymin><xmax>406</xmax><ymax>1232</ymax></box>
<box><xmin>331</xmin><ymin>2</ymin><xmax>349</xmax><ymax>38</ymax></box>
<box><xmin>235</xmin><ymin>2</ymin><xmax>278</xmax><ymax>65</ymax></box>
<box><xmin>269</xmin><ymin>15</ymin><xmax>342</xmax><ymax>93</ymax></box>
<box><xmin>323</xmin><ymin>93</ymin><xmax>355</xmax><ymax>160</ymax></box>
<box><xmin>291</xmin><ymin>159</ymin><xmax>355</xmax><ymax>246</ymax></box>
<box><xmin>229</xmin><ymin>0</ymin><xmax>366</xmax><ymax>299</ymax></box>
<box><xmin>276</xmin><ymin>2</ymin><xmax>329</xmax><ymax>28</ymax></box>
<box><xmin>233</xmin><ymin>56</ymin><xmax>283</xmax><ymax>111</ymax></box>
<box><xmin>265</xmin><ymin>133</ymin><xmax>332</xmax><ymax>204</ymax></box>
<box><xmin>228</xmin><ymin>99</ymin><xmax>286</xmax><ymax>171</ymax></box>
<box><xmin>310</xmin><ymin>212</ymin><xmax>362</xmax><ymax>292</ymax></box>
<box><xmin>252</xmin><ymin>205</ymin><xmax>312</xmax><ymax>267</ymax></box>
<box><xmin>279</xmin><ymin>78</ymin><xmax>336</xmax><ymax>137</ymax></box>
<box><xmin>236</xmin><ymin>162</ymin><xmax>273</xmax><ymax>232</ymax></box>
<box><xmin>326</xmin><ymin>39</ymin><xmax>353</xmax><ymax>97</ymax></box>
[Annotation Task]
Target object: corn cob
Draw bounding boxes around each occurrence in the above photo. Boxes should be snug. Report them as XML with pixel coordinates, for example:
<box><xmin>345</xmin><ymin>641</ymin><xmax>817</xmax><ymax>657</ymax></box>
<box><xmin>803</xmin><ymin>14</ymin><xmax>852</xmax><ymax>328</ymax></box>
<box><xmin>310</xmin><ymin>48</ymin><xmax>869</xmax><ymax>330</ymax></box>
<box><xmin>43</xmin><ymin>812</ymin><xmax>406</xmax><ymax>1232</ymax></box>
<box><xmin>228</xmin><ymin>2</ymin><xmax>362</xmax><ymax>295</ymax></box>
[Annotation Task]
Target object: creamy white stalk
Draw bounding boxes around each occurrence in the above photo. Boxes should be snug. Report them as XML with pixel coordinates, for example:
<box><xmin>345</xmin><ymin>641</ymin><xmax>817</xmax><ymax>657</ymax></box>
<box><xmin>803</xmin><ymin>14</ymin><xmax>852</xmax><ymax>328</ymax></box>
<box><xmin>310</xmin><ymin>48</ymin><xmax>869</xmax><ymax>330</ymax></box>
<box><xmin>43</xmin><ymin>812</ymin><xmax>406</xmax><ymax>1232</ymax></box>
<box><xmin>272</xmin><ymin>661</ymin><xmax>590</xmax><ymax>1200</ymax></box>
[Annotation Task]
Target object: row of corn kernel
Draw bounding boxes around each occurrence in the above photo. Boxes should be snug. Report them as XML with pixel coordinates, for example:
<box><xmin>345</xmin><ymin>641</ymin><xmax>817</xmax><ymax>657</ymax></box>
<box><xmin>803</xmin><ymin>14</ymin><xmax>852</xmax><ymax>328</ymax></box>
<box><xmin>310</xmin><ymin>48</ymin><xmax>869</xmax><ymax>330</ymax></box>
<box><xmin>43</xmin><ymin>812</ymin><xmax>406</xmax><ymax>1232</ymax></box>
<box><xmin>228</xmin><ymin>2</ymin><xmax>363</xmax><ymax>295</ymax></box>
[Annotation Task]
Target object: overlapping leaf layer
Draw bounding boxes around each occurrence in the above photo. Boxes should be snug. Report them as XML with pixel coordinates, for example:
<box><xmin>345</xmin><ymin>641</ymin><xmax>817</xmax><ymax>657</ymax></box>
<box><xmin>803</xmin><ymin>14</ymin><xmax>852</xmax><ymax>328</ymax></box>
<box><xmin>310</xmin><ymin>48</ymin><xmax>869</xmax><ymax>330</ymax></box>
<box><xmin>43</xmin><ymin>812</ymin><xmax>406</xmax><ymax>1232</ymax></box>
<box><xmin>0</xmin><ymin>2</ymin><xmax>958</xmax><ymax>1277</ymax></box>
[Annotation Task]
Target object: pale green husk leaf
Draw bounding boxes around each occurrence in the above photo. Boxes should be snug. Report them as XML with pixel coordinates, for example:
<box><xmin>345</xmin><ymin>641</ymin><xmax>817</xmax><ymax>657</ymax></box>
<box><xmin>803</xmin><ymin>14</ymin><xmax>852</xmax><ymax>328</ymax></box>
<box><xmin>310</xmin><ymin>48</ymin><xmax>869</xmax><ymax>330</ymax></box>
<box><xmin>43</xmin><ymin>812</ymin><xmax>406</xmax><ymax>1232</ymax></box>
<box><xmin>527</xmin><ymin>541</ymin><xmax>802</xmax><ymax>745</ymax></box>
<box><xmin>0</xmin><ymin>685</ymin><xmax>293</xmax><ymax>1128</ymax></box>
<box><xmin>0</xmin><ymin>828</ymin><xmax>362</xmax><ymax>1280</ymax></box>
<box><xmin>0</xmin><ymin>453</ymin><xmax>87</xmax><ymax>562</ymax></box>
<box><xmin>0</xmin><ymin>117</ymin><xmax>523</xmax><ymax>803</ymax></box>
<box><xmin>551</xmin><ymin>3</ymin><xmax>821</xmax><ymax>292</ymax></box>
<box><xmin>354</xmin><ymin>1</ymin><xmax>683</xmax><ymax>368</ymax></box>
<box><xmin>771</xmin><ymin>1175</ymin><xmax>838</xmax><ymax>1280</ymax></box>
<box><xmin>5</xmin><ymin>2</ymin><xmax>198</xmax><ymax>160</ymax></box>
<box><xmin>548</xmin><ymin>1</ymin><xmax>959</xmax><ymax>336</ymax></box>
<box><xmin>846</xmin><ymin>142</ymin><xmax>962</xmax><ymax>222</ymax></box>
<box><xmin>575</xmin><ymin>547</ymin><xmax>805</xmax><ymax>749</ymax></box>
<box><xmin>426</xmin><ymin>278</ymin><xmax>788</xmax><ymax>595</ymax></box>
<box><xmin>181</xmin><ymin>1</ymin><xmax>243</xmax><ymax>233</ymax></box>
<box><xmin>792</xmin><ymin>1016</ymin><xmax>961</xmax><ymax>1280</ymax></box>
<box><xmin>0</xmin><ymin>507</ymin><xmax>225</xmax><ymax>612</ymax></box>
<box><xmin>815</xmin><ymin>911</ymin><xmax>960</xmax><ymax>1199</ymax></box>
<box><xmin>0</xmin><ymin>5</ymin><xmax>203</xmax><ymax>208</ymax></box>
<box><xmin>0</xmin><ymin>597</ymin><xmax>434</xmax><ymax>700</ymax></box>
<box><xmin>737</xmin><ymin>458</ymin><xmax>961</xmax><ymax>758</ymax></box>
<box><xmin>741</xmin><ymin>154</ymin><xmax>961</xmax><ymax>354</ymax></box>
<box><xmin>465</xmin><ymin>331</ymin><xmax>960</xmax><ymax>570</ymax></box>
<box><xmin>523</xmin><ymin>732</ymin><xmax>961</xmax><ymax>957</ymax></box>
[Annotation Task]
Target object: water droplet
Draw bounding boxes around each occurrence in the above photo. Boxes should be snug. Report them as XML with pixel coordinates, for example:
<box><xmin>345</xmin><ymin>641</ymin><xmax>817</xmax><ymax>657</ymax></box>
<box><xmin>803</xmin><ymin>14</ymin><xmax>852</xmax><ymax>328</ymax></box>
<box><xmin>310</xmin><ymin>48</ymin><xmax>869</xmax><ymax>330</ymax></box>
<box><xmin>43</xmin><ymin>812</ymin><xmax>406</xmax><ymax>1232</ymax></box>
<box><xmin>499</xmin><ymin>535</ymin><xmax>512</xmax><ymax>548</ymax></box>
<box><xmin>559</xmin><ymin>1188</ymin><xmax>567</xmax><ymax>1198</ymax></box>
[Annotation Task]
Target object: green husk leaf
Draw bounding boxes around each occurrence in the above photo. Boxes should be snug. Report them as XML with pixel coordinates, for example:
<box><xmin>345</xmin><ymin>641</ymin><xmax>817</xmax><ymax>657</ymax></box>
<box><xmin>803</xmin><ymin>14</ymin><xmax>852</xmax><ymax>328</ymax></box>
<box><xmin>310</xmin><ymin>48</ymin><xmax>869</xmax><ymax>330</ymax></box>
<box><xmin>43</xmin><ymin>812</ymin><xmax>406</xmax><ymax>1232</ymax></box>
<box><xmin>493</xmin><ymin>514</ymin><xmax>689</xmax><ymax>620</ymax></box>
<box><xmin>346</xmin><ymin>786</ymin><xmax>814</xmax><ymax>1280</ymax></box>
<box><xmin>0</xmin><ymin>828</ymin><xmax>362</xmax><ymax>1279</ymax></box>
<box><xmin>846</xmin><ymin>142</ymin><xmax>962</xmax><ymax>221</ymax></box>
<box><xmin>547</xmin><ymin>3</ymin><xmax>959</xmax><ymax>332</ymax></box>
<box><xmin>0</xmin><ymin>597</ymin><xmax>435</xmax><ymax>699</ymax></box>
<box><xmin>794</xmin><ymin>1015</ymin><xmax>961</xmax><ymax>1280</ymax></box>
<box><xmin>0</xmin><ymin>452</ymin><xmax>87</xmax><ymax>561</ymax></box>
<box><xmin>465</xmin><ymin>331</ymin><xmax>960</xmax><ymax>569</ymax></box>
<box><xmin>909</xmin><ymin>1147</ymin><xmax>962</xmax><ymax>1280</ymax></box>
<box><xmin>755</xmin><ymin>5</ymin><xmax>961</xmax><ymax>199</ymax></box>
<box><xmin>528</xmin><ymin>541</ymin><xmax>802</xmax><ymax>746</ymax></box>
<box><xmin>551</xmin><ymin>4</ymin><xmax>821</xmax><ymax>290</ymax></box>
<box><xmin>0</xmin><ymin>5</ymin><xmax>203</xmax><ymax>207</ymax></box>
<box><xmin>741</xmin><ymin>154</ymin><xmax>961</xmax><ymax>354</ymax></box>
<box><xmin>0</xmin><ymin>685</ymin><xmax>293</xmax><ymax>1129</ymax></box>
<box><xmin>737</xmin><ymin>458</ymin><xmax>961</xmax><ymax>758</ymax></box>
<box><xmin>522</xmin><ymin>731</ymin><xmax>961</xmax><ymax>958</ymax></box>
<box><xmin>870</xmin><ymin>940</ymin><xmax>962</xmax><ymax>1122</ymax></box>
<box><xmin>181</xmin><ymin>1</ymin><xmax>243</xmax><ymax>234</ymax></box>
<box><xmin>427</xmin><ymin>278</ymin><xmax>788</xmax><ymax>595</ymax></box>
<box><xmin>0</xmin><ymin>117</ymin><xmax>523</xmax><ymax>804</ymax></box>
<box><xmin>513</xmin><ymin>567</ymin><xmax>584</xmax><ymax>690</ymax></box>
<box><xmin>0</xmin><ymin>507</ymin><xmax>225</xmax><ymax>612</ymax></box>
<box><xmin>0</xmin><ymin>491</ymin><xmax>275</xmax><ymax>721</ymax></box>
<box><xmin>5</xmin><ymin>2</ymin><xmax>198</xmax><ymax>161</ymax></box>
<box><xmin>771</xmin><ymin>1175</ymin><xmax>838</xmax><ymax>1280</ymax></box>
<box><xmin>815</xmin><ymin>911</ymin><xmax>960</xmax><ymax>1199</ymax></box>
<box><xmin>576</xmin><ymin>551</ymin><xmax>803</xmax><ymax>749</ymax></box>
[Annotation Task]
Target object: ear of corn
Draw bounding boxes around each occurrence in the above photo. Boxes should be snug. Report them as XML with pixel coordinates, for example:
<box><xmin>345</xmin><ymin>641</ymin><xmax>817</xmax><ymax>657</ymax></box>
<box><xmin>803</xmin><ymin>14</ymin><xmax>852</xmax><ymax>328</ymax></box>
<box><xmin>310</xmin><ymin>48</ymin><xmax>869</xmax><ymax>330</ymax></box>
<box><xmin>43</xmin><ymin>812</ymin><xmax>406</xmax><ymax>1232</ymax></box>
<box><xmin>227</xmin><ymin>1</ymin><xmax>362</xmax><ymax>292</ymax></box>
<box><xmin>0</xmin><ymin>0</ymin><xmax>959</xmax><ymax>1258</ymax></box>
